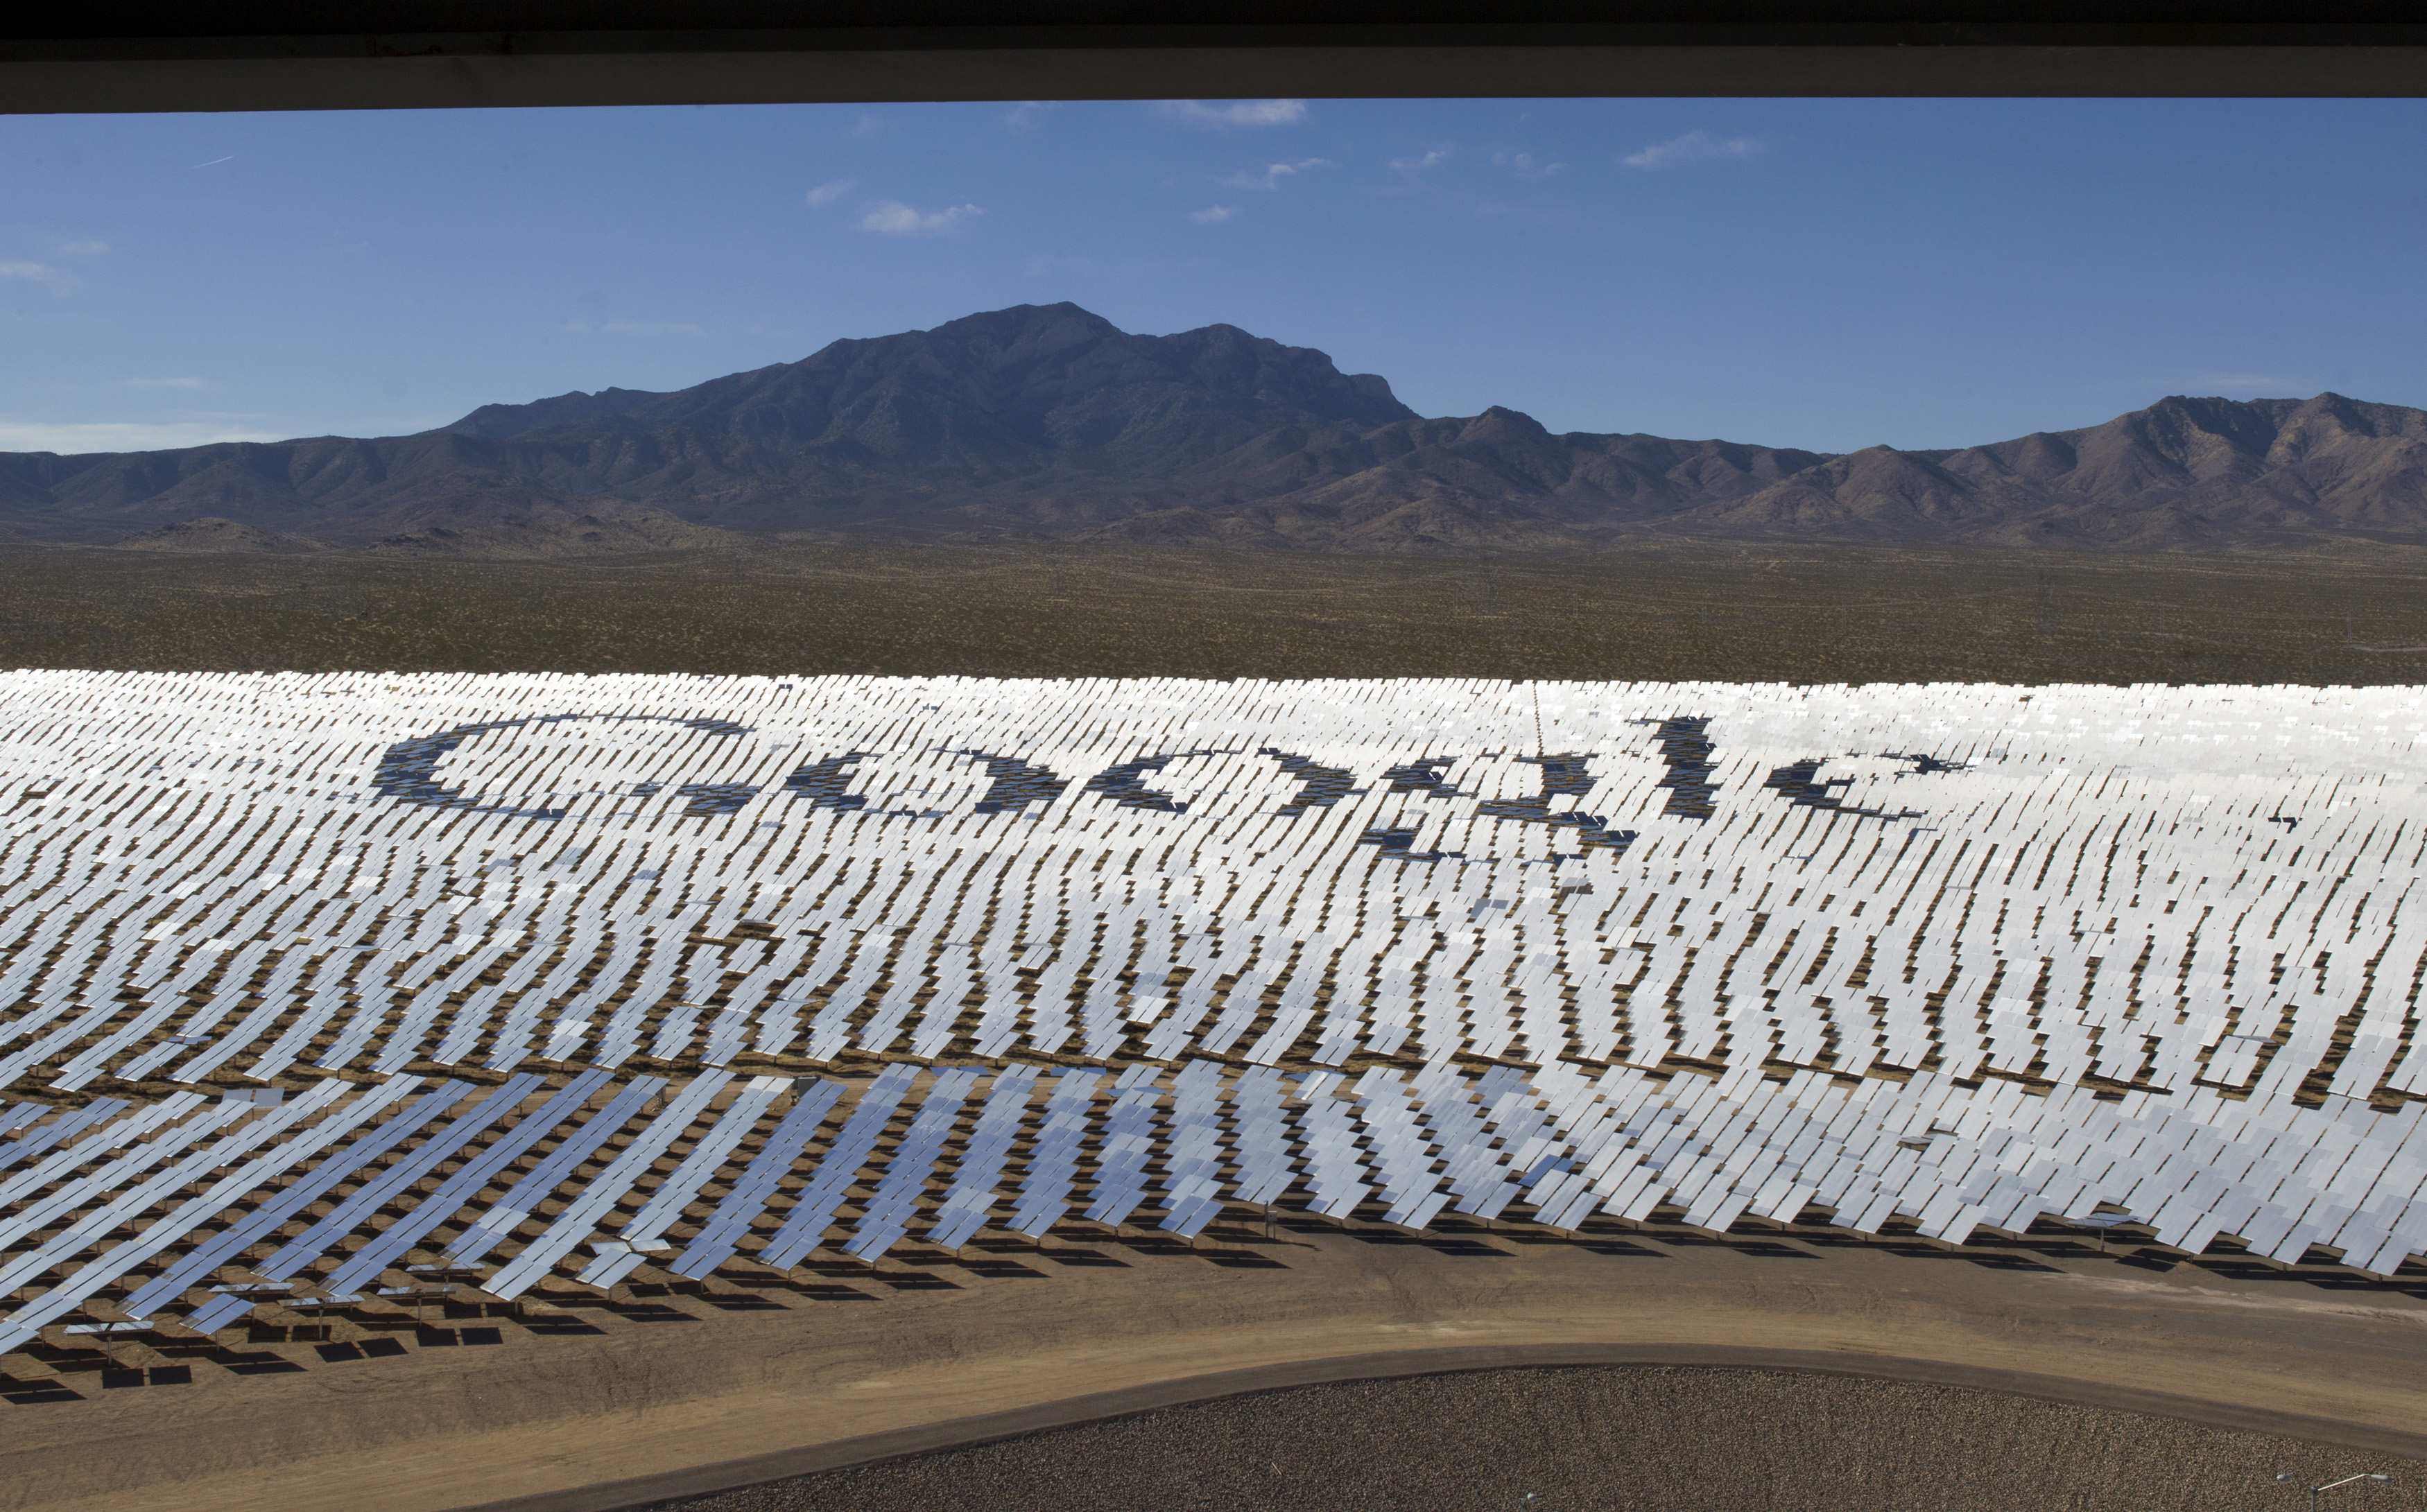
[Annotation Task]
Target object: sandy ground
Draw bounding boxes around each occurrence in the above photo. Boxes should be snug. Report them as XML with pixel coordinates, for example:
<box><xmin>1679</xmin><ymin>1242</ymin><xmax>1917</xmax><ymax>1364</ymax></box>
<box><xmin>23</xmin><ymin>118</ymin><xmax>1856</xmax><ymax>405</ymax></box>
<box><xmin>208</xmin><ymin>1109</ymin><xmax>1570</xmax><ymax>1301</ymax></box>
<box><xmin>6</xmin><ymin>1215</ymin><xmax>2427</xmax><ymax>1512</ymax></box>
<box><xmin>5</xmin><ymin>540</ymin><xmax>2425</xmax><ymax>686</ymax></box>
<box><xmin>664</xmin><ymin>1365</ymin><xmax>2427</xmax><ymax>1512</ymax></box>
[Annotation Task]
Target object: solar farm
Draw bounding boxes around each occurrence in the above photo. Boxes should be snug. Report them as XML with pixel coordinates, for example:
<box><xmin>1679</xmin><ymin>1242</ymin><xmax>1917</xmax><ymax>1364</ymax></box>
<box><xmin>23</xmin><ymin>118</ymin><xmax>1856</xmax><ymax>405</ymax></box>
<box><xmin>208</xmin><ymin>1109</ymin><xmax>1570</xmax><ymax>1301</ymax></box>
<box><xmin>2</xmin><ymin>669</ymin><xmax>2426</xmax><ymax>1389</ymax></box>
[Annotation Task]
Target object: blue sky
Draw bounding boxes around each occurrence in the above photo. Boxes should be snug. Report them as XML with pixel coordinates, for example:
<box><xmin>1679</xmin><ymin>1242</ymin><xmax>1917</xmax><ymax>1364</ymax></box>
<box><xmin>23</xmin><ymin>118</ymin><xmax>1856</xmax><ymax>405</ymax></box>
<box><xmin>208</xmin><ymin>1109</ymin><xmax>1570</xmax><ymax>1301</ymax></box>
<box><xmin>5</xmin><ymin>97</ymin><xmax>2426</xmax><ymax>456</ymax></box>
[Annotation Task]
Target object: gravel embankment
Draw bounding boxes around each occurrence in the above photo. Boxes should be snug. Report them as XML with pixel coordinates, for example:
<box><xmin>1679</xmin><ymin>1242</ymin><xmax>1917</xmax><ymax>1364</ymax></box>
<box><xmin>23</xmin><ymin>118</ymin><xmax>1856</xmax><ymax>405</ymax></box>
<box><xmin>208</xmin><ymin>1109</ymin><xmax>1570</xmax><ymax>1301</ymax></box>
<box><xmin>665</xmin><ymin>1366</ymin><xmax>2423</xmax><ymax>1512</ymax></box>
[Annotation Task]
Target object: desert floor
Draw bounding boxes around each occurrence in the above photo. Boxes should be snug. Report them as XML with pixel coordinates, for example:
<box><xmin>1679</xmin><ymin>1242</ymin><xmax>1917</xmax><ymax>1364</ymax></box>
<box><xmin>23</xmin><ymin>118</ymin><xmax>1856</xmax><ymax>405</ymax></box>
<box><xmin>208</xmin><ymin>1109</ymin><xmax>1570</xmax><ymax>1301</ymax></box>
<box><xmin>6</xmin><ymin>1208</ymin><xmax>2427</xmax><ymax>1511</ymax></box>
<box><xmin>3</xmin><ymin>539</ymin><xmax>2424</xmax><ymax>686</ymax></box>
<box><xmin>661</xmin><ymin>1364</ymin><xmax>2425</xmax><ymax>1512</ymax></box>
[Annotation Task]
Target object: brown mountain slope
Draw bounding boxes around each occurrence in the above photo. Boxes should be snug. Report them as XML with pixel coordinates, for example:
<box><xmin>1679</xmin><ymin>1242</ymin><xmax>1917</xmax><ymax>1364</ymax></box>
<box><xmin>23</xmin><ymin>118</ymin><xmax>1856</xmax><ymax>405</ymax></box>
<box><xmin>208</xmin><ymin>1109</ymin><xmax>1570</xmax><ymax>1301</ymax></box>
<box><xmin>3</xmin><ymin>305</ymin><xmax>2424</xmax><ymax>553</ymax></box>
<box><xmin>1679</xmin><ymin>393</ymin><xmax>2427</xmax><ymax>548</ymax></box>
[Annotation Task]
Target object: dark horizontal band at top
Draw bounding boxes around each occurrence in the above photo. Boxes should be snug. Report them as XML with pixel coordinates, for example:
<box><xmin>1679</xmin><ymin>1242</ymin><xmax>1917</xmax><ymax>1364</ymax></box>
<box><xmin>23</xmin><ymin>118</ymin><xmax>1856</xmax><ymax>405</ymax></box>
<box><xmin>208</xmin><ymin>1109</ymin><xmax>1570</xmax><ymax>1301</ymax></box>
<box><xmin>8</xmin><ymin>10</ymin><xmax>2427</xmax><ymax>112</ymax></box>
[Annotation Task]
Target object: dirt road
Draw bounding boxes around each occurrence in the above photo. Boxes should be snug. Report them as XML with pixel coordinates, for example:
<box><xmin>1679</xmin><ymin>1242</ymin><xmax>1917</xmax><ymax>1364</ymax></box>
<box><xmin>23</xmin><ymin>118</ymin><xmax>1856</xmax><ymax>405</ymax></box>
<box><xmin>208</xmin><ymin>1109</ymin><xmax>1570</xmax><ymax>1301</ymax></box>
<box><xmin>8</xmin><ymin>1217</ymin><xmax>2427</xmax><ymax>1512</ymax></box>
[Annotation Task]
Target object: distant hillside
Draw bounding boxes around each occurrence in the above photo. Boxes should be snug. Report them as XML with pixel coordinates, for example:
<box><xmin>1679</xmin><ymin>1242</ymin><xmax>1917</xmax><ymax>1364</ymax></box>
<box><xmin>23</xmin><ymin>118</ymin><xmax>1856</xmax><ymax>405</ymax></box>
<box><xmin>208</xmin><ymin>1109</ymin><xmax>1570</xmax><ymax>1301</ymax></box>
<box><xmin>116</xmin><ymin>516</ymin><xmax>320</xmax><ymax>555</ymax></box>
<box><xmin>3</xmin><ymin>303</ymin><xmax>2424</xmax><ymax>553</ymax></box>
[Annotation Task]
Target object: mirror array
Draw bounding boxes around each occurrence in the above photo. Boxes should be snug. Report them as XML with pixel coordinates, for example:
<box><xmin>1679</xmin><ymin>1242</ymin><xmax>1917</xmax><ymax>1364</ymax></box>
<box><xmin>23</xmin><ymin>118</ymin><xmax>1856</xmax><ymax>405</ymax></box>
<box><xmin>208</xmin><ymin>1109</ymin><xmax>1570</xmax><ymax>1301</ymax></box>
<box><xmin>0</xmin><ymin>672</ymin><xmax>2422</xmax><ymax>1361</ymax></box>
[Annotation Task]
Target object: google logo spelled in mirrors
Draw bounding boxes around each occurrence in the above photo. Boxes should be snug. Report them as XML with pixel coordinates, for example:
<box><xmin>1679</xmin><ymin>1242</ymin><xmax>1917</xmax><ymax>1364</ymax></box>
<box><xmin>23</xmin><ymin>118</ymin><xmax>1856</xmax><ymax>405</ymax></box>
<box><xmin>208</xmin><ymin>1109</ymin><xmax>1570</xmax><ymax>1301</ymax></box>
<box><xmin>370</xmin><ymin>709</ymin><xmax>1952</xmax><ymax>859</ymax></box>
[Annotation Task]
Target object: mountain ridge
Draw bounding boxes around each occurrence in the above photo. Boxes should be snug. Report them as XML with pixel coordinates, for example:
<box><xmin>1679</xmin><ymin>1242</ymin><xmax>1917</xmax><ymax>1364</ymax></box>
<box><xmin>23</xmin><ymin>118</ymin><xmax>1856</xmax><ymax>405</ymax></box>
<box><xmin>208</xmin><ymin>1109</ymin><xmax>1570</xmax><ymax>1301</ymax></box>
<box><xmin>5</xmin><ymin>302</ymin><xmax>2424</xmax><ymax>554</ymax></box>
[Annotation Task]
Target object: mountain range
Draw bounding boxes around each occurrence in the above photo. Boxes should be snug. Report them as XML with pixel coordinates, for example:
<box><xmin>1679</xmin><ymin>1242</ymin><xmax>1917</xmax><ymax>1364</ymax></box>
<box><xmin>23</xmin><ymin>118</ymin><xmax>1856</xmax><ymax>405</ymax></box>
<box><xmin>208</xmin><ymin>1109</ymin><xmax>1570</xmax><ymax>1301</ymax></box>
<box><xmin>8</xmin><ymin>302</ymin><xmax>2427</xmax><ymax>555</ymax></box>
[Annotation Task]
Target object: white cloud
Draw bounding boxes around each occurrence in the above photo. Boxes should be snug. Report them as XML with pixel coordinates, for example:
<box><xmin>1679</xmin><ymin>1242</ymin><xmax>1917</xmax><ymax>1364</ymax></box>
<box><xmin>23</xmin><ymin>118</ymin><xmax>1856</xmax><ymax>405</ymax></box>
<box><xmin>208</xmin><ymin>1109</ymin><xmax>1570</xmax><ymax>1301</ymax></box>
<box><xmin>0</xmin><ymin>261</ymin><xmax>76</xmax><ymax>297</ymax></box>
<box><xmin>1155</xmin><ymin>99</ymin><xmax>1308</xmax><ymax>128</ymax></box>
<box><xmin>1388</xmin><ymin>147</ymin><xmax>1451</xmax><ymax>175</ymax></box>
<box><xmin>122</xmin><ymin>376</ymin><xmax>210</xmax><ymax>390</ymax></box>
<box><xmin>1221</xmin><ymin>157</ymin><xmax>1336</xmax><ymax>191</ymax></box>
<box><xmin>1188</xmin><ymin>205</ymin><xmax>1236</xmax><ymax>224</ymax></box>
<box><xmin>187</xmin><ymin>155</ymin><xmax>234</xmax><ymax>170</ymax></box>
<box><xmin>1492</xmin><ymin>151</ymin><xmax>1564</xmax><ymax>180</ymax></box>
<box><xmin>856</xmin><ymin>200</ymin><xmax>985</xmax><ymax>236</ymax></box>
<box><xmin>849</xmin><ymin>112</ymin><xmax>883</xmax><ymax>139</ymax></box>
<box><xmin>562</xmin><ymin>320</ymin><xmax>706</xmax><ymax>336</ymax></box>
<box><xmin>1622</xmin><ymin>131</ymin><xmax>1763</xmax><ymax>170</ymax></box>
<box><xmin>1005</xmin><ymin>101</ymin><xmax>1057</xmax><ymax>132</ymax></box>
<box><xmin>0</xmin><ymin>418</ymin><xmax>284</xmax><ymax>454</ymax></box>
<box><xmin>804</xmin><ymin>177</ymin><xmax>857</xmax><ymax>208</ymax></box>
<box><xmin>55</xmin><ymin>240</ymin><xmax>110</xmax><ymax>257</ymax></box>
